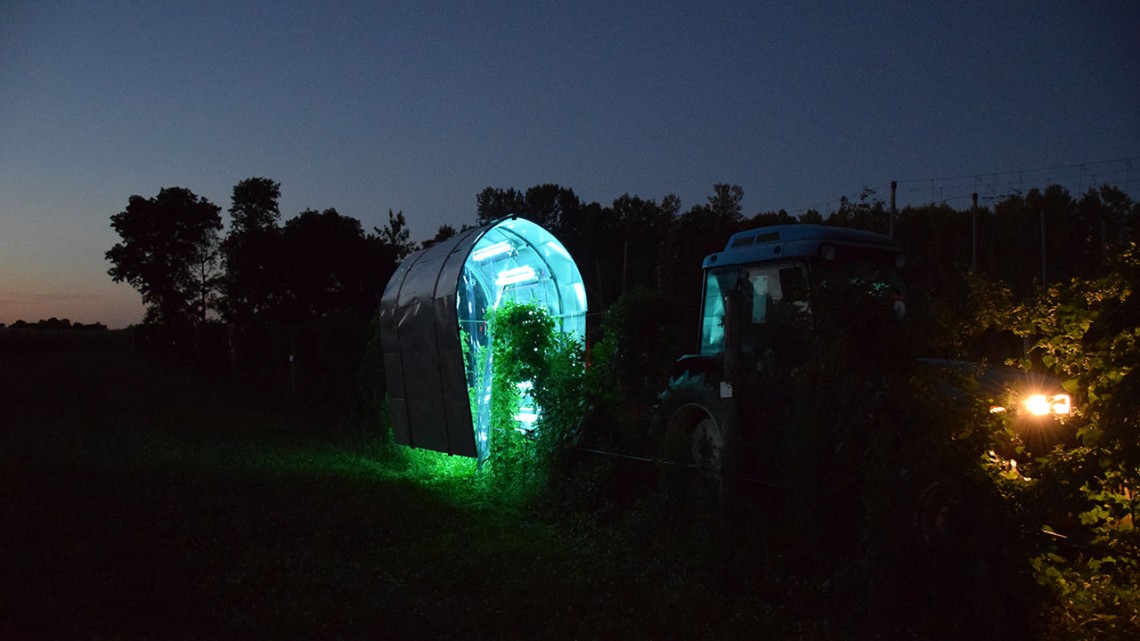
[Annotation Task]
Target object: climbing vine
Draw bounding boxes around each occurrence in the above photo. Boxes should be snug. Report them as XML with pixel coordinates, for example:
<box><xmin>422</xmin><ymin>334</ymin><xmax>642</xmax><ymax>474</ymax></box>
<box><xmin>479</xmin><ymin>301</ymin><xmax>584</xmax><ymax>491</ymax></box>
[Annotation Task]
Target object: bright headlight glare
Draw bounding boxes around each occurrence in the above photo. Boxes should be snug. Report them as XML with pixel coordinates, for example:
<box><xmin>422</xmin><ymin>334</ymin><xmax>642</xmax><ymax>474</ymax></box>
<box><xmin>1051</xmin><ymin>394</ymin><xmax>1071</xmax><ymax>415</ymax></box>
<box><xmin>1023</xmin><ymin>393</ymin><xmax>1071</xmax><ymax>416</ymax></box>
<box><xmin>1024</xmin><ymin>394</ymin><xmax>1052</xmax><ymax>416</ymax></box>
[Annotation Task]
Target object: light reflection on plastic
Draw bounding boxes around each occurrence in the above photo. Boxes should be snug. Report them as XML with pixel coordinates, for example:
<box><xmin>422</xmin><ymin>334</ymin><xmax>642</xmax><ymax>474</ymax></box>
<box><xmin>471</xmin><ymin>241</ymin><xmax>512</xmax><ymax>261</ymax></box>
<box><xmin>496</xmin><ymin>266</ymin><xmax>538</xmax><ymax>287</ymax></box>
<box><xmin>545</xmin><ymin>240</ymin><xmax>572</xmax><ymax>261</ymax></box>
<box><xmin>572</xmin><ymin>283</ymin><xmax>587</xmax><ymax>311</ymax></box>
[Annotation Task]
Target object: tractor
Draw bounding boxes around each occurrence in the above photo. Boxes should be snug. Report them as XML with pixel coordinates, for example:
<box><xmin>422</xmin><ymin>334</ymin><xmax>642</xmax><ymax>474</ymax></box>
<box><xmin>651</xmin><ymin>224</ymin><xmax>1071</xmax><ymax>513</ymax></box>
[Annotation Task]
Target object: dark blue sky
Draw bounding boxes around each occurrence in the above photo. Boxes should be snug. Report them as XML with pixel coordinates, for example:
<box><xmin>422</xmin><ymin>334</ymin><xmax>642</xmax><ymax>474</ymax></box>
<box><xmin>2</xmin><ymin>1</ymin><xmax>1138</xmax><ymax>327</ymax></box>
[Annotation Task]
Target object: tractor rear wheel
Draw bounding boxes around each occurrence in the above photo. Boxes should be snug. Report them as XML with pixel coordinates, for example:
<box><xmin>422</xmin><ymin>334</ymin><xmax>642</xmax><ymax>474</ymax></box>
<box><xmin>655</xmin><ymin>373</ymin><xmax>728</xmax><ymax>507</ymax></box>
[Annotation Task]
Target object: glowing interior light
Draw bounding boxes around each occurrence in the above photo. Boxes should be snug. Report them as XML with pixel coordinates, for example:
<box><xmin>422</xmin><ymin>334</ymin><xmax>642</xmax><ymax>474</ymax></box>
<box><xmin>1024</xmin><ymin>394</ymin><xmax>1052</xmax><ymax>416</ymax></box>
<box><xmin>496</xmin><ymin>265</ymin><xmax>537</xmax><ymax>287</ymax></box>
<box><xmin>471</xmin><ymin>241</ymin><xmax>512</xmax><ymax>261</ymax></box>
<box><xmin>515</xmin><ymin>381</ymin><xmax>540</xmax><ymax>427</ymax></box>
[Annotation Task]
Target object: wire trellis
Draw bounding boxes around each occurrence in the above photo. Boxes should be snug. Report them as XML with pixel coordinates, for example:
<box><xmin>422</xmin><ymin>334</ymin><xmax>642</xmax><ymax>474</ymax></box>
<box><xmin>780</xmin><ymin>157</ymin><xmax>1139</xmax><ymax>215</ymax></box>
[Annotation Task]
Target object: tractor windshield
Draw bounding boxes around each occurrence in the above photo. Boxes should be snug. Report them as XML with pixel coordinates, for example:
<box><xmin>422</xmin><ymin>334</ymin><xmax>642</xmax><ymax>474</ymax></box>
<box><xmin>698</xmin><ymin>247</ymin><xmax>906</xmax><ymax>357</ymax></box>
<box><xmin>699</xmin><ymin>262</ymin><xmax>807</xmax><ymax>356</ymax></box>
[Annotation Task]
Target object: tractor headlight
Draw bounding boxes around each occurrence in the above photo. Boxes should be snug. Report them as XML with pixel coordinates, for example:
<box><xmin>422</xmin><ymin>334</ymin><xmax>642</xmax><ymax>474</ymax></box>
<box><xmin>1023</xmin><ymin>393</ymin><xmax>1071</xmax><ymax>417</ymax></box>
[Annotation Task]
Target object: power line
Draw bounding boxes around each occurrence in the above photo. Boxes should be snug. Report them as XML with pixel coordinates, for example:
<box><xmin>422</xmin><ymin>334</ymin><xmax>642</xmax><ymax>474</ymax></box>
<box><xmin>780</xmin><ymin>156</ymin><xmax>1140</xmax><ymax>215</ymax></box>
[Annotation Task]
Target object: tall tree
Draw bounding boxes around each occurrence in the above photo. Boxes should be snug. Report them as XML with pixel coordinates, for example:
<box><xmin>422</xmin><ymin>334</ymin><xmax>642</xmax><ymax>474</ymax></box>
<box><xmin>219</xmin><ymin>177</ymin><xmax>283</xmax><ymax>322</ymax></box>
<box><xmin>374</xmin><ymin>209</ymin><xmax>416</xmax><ymax>260</ymax></box>
<box><xmin>664</xmin><ymin>185</ymin><xmax>749</xmax><ymax>334</ymax></box>
<box><xmin>827</xmin><ymin>186</ymin><xmax>888</xmax><ymax>233</ymax></box>
<box><xmin>750</xmin><ymin>209</ymin><xmax>798</xmax><ymax>227</ymax></box>
<box><xmin>476</xmin><ymin>187</ymin><xmax>525</xmax><ymax>226</ymax></box>
<box><xmin>278</xmin><ymin>208</ymin><xmax>389</xmax><ymax>321</ymax></box>
<box><xmin>421</xmin><ymin>223</ymin><xmax>458</xmax><ymax>249</ymax></box>
<box><xmin>612</xmin><ymin>194</ymin><xmax>674</xmax><ymax>292</ymax></box>
<box><xmin>229</xmin><ymin>177</ymin><xmax>281</xmax><ymax>233</ymax></box>
<box><xmin>707</xmin><ymin>183</ymin><xmax>745</xmax><ymax>225</ymax></box>
<box><xmin>1075</xmin><ymin>185</ymin><xmax>1138</xmax><ymax>275</ymax></box>
<box><xmin>523</xmin><ymin>183</ymin><xmax>581</xmax><ymax>233</ymax></box>
<box><xmin>106</xmin><ymin>187</ymin><xmax>222</xmax><ymax>325</ymax></box>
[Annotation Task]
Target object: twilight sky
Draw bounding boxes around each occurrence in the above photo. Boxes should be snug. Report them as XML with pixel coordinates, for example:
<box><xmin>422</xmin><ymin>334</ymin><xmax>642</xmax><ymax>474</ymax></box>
<box><xmin>2</xmin><ymin>1</ymin><xmax>1138</xmax><ymax>328</ymax></box>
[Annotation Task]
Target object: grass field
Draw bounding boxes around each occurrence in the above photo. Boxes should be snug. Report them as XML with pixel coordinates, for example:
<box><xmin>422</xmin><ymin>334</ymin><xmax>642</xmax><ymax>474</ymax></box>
<box><xmin>1</xmin><ymin>340</ymin><xmax>855</xmax><ymax>640</ymax></box>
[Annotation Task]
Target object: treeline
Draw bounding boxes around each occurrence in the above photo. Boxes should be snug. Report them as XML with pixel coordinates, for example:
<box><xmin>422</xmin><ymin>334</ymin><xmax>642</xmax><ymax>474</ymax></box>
<box><xmin>473</xmin><ymin>182</ymin><xmax>1138</xmax><ymax>356</ymax></box>
<box><xmin>3</xmin><ymin>318</ymin><xmax>108</xmax><ymax>331</ymax></box>
<box><xmin>105</xmin><ymin>177</ymin><xmax>1137</xmax><ymax>414</ymax></box>
<box><xmin>1</xmin><ymin>318</ymin><xmax>121</xmax><ymax>355</ymax></box>
<box><xmin>106</xmin><ymin>179</ymin><xmax>416</xmax><ymax>328</ymax></box>
<box><xmin>107</xmin><ymin>177</ymin><xmax>1139</xmax><ymax>333</ymax></box>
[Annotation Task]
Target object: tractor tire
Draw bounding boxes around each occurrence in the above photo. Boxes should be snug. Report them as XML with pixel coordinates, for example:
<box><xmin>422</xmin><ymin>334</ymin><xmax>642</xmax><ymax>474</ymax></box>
<box><xmin>913</xmin><ymin>479</ymin><xmax>971</xmax><ymax>554</ymax></box>
<box><xmin>654</xmin><ymin>371</ymin><xmax>729</xmax><ymax>508</ymax></box>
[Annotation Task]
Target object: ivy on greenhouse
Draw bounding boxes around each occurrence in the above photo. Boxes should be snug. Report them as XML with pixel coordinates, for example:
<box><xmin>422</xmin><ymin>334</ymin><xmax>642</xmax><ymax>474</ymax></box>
<box><xmin>473</xmin><ymin>301</ymin><xmax>584</xmax><ymax>487</ymax></box>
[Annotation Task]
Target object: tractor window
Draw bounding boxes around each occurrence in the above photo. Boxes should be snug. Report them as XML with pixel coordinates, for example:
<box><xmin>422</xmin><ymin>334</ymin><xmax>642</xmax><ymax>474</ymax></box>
<box><xmin>813</xmin><ymin>247</ymin><xmax>908</xmax><ymax>313</ymax></box>
<box><xmin>699</xmin><ymin>272</ymin><xmax>726</xmax><ymax>355</ymax></box>
<box><xmin>699</xmin><ymin>263</ymin><xmax>800</xmax><ymax>356</ymax></box>
<box><xmin>749</xmin><ymin>272</ymin><xmax>769</xmax><ymax>323</ymax></box>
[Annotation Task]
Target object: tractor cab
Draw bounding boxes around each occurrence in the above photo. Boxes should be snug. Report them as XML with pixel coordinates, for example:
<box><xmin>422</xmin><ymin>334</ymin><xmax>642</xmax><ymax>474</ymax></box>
<box><xmin>692</xmin><ymin>224</ymin><xmax>907</xmax><ymax>363</ymax></box>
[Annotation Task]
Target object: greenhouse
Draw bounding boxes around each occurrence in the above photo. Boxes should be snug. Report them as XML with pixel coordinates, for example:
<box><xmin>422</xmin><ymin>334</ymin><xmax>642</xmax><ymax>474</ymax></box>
<box><xmin>378</xmin><ymin>217</ymin><xmax>587</xmax><ymax>461</ymax></box>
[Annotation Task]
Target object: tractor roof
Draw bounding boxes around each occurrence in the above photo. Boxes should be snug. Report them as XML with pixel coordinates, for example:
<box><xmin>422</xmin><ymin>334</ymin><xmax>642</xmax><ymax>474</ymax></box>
<box><xmin>703</xmin><ymin>224</ymin><xmax>903</xmax><ymax>269</ymax></box>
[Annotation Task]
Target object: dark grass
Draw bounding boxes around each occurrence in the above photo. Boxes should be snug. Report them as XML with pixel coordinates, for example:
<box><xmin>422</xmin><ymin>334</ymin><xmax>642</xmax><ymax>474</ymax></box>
<box><xmin>0</xmin><ymin>341</ymin><xmax>842</xmax><ymax>640</ymax></box>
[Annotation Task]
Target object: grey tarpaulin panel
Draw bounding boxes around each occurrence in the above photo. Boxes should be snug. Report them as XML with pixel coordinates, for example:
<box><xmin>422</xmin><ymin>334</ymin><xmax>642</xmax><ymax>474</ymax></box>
<box><xmin>379</xmin><ymin>226</ymin><xmax>484</xmax><ymax>457</ymax></box>
<box><xmin>379</xmin><ymin>217</ymin><xmax>587</xmax><ymax>459</ymax></box>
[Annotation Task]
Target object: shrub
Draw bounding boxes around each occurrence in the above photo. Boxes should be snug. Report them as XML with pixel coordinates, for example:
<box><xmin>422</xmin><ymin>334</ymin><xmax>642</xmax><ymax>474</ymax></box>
<box><xmin>995</xmin><ymin>244</ymin><xmax>1140</xmax><ymax>639</ymax></box>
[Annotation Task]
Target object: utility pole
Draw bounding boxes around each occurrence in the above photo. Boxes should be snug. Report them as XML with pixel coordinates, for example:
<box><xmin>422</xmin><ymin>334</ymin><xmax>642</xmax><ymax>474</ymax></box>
<box><xmin>971</xmin><ymin>192</ymin><xmax>978</xmax><ymax>273</ymax></box>
<box><xmin>1040</xmin><ymin>203</ymin><xmax>1048</xmax><ymax>288</ymax></box>
<box><xmin>889</xmin><ymin>180</ymin><xmax>897</xmax><ymax>238</ymax></box>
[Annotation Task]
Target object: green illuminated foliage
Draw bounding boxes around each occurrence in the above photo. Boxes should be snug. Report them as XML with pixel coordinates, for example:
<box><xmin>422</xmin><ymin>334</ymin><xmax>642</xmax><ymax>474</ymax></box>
<box><xmin>979</xmin><ymin>243</ymin><xmax>1140</xmax><ymax>637</ymax></box>
<box><xmin>479</xmin><ymin>301</ymin><xmax>584</xmax><ymax>494</ymax></box>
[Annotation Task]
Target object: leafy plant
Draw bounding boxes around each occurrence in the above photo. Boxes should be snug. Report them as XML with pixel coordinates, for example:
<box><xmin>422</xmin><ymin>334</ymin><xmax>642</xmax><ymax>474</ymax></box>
<box><xmin>477</xmin><ymin>301</ymin><xmax>585</xmax><ymax>498</ymax></box>
<box><xmin>583</xmin><ymin>287</ymin><xmax>687</xmax><ymax>450</ymax></box>
<box><xmin>986</xmin><ymin>243</ymin><xmax>1140</xmax><ymax>638</ymax></box>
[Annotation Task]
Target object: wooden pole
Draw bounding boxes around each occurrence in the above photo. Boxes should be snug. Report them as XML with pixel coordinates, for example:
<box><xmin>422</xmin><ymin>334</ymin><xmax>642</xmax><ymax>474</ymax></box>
<box><xmin>889</xmin><ymin>181</ymin><xmax>897</xmax><ymax>238</ymax></box>
<box><xmin>1040</xmin><ymin>204</ymin><xmax>1047</xmax><ymax>287</ymax></box>
<box><xmin>971</xmin><ymin>192</ymin><xmax>978</xmax><ymax>273</ymax></box>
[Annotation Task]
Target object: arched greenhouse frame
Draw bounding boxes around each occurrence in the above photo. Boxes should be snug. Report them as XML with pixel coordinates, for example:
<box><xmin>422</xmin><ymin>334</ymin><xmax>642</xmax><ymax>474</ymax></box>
<box><xmin>378</xmin><ymin>217</ymin><xmax>587</xmax><ymax>461</ymax></box>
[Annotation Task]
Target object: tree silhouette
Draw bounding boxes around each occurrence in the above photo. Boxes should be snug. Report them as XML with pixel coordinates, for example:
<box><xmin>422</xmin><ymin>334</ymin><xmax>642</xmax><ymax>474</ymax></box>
<box><xmin>827</xmin><ymin>187</ymin><xmax>888</xmax><ymax>233</ymax></box>
<box><xmin>706</xmin><ymin>183</ymin><xmax>745</xmax><ymax>224</ymax></box>
<box><xmin>476</xmin><ymin>187</ymin><xmax>525</xmax><ymax>226</ymax></box>
<box><xmin>106</xmin><ymin>187</ymin><xmax>222</xmax><ymax>325</ymax></box>
<box><xmin>219</xmin><ymin>177</ymin><xmax>284</xmax><ymax>322</ymax></box>
<box><xmin>421</xmin><ymin>223</ymin><xmax>458</xmax><ymax>249</ymax></box>
<box><xmin>374</xmin><ymin>209</ymin><xmax>416</xmax><ymax>260</ymax></box>
<box><xmin>648</xmin><ymin>184</ymin><xmax>749</xmax><ymax>336</ymax></box>
<box><xmin>612</xmin><ymin>193</ymin><xmax>675</xmax><ymax>293</ymax></box>
<box><xmin>277</xmin><ymin>208</ymin><xmax>389</xmax><ymax>321</ymax></box>
<box><xmin>522</xmin><ymin>183</ymin><xmax>580</xmax><ymax>232</ymax></box>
